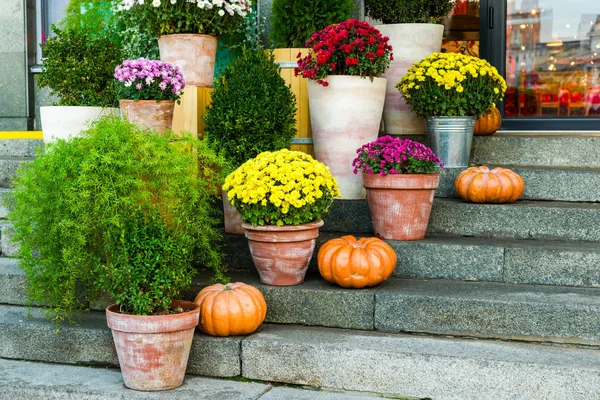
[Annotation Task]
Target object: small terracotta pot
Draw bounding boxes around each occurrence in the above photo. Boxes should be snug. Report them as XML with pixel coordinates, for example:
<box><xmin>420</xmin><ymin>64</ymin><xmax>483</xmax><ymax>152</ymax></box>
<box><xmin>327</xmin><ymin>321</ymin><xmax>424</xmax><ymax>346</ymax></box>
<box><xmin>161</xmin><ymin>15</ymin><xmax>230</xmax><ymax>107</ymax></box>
<box><xmin>363</xmin><ymin>174</ymin><xmax>440</xmax><ymax>241</ymax></box>
<box><xmin>241</xmin><ymin>220</ymin><xmax>324</xmax><ymax>286</ymax></box>
<box><xmin>119</xmin><ymin>100</ymin><xmax>175</xmax><ymax>133</ymax></box>
<box><xmin>158</xmin><ymin>34</ymin><xmax>218</xmax><ymax>87</ymax></box>
<box><xmin>222</xmin><ymin>190</ymin><xmax>244</xmax><ymax>235</ymax></box>
<box><xmin>106</xmin><ymin>300</ymin><xmax>199</xmax><ymax>391</ymax></box>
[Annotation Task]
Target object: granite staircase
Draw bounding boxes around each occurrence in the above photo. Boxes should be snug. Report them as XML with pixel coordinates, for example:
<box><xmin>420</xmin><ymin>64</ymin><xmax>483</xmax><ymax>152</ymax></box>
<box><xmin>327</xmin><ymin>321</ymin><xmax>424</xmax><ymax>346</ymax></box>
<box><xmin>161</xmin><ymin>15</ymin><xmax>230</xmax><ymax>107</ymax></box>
<box><xmin>0</xmin><ymin>135</ymin><xmax>599</xmax><ymax>400</ymax></box>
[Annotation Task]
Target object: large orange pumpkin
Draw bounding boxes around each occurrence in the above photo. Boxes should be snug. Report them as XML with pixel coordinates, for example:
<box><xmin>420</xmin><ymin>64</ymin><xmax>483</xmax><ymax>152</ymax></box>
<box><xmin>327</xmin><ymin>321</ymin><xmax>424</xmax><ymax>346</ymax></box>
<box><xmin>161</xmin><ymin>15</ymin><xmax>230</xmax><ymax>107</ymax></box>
<box><xmin>474</xmin><ymin>106</ymin><xmax>502</xmax><ymax>135</ymax></box>
<box><xmin>194</xmin><ymin>282</ymin><xmax>266</xmax><ymax>337</ymax></box>
<box><xmin>455</xmin><ymin>166</ymin><xmax>524</xmax><ymax>203</ymax></box>
<box><xmin>317</xmin><ymin>236</ymin><xmax>396</xmax><ymax>289</ymax></box>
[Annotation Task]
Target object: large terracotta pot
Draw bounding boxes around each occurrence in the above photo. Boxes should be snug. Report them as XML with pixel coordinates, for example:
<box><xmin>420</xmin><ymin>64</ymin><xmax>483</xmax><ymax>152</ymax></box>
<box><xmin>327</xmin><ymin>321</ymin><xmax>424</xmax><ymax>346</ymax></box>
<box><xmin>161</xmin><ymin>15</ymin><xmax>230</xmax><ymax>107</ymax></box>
<box><xmin>241</xmin><ymin>220</ymin><xmax>324</xmax><ymax>286</ymax></box>
<box><xmin>363</xmin><ymin>173</ymin><xmax>439</xmax><ymax>240</ymax></box>
<box><xmin>158</xmin><ymin>34</ymin><xmax>218</xmax><ymax>87</ymax></box>
<box><xmin>308</xmin><ymin>76</ymin><xmax>386</xmax><ymax>199</ymax></box>
<box><xmin>40</xmin><ymin>106</ymin><xmax>119</xmax><ymax>143</ymax></box>
<box><xmin>376</xmin><ymin>24</ymin><xmax>444</xmax><ymax>135</ymax></box>
<box><xmin>119</xmin><ymin>100</ymin><xmax>175</xmax><ymax>133</ymax></box>
<box><xmin>223</xmin><ymin>190</ymin><xmax>244</xmax><ymax>234</ymax></box>
<box><xmin>105</xmin><ymin>300</ymin><xmax>199</xmax><ymax>391</ymax></box>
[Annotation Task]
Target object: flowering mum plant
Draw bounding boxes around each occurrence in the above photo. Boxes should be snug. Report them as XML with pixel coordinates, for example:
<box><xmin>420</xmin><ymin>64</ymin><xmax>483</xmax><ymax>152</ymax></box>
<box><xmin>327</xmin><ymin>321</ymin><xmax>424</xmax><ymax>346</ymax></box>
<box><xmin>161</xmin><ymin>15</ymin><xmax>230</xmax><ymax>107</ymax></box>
<box><xmin>116</xmin><ymin>0</ymin><xmax>251</xmax><ymax>37</ymax></box>
<box><xmin>397</xmin><ymin>52</ymin><xmax>507</xmax><ymax>117</ymax></box>
<box><xmin>223</xmin><ymin>149</ymin><xmax>341</xmax><ymax>226</ymax></box>
<box><xmin>294</xmin><ymin>19</ymin><xmax>393</xmax><ymax>87</ymax></box>
<box><xmin>115</xmin><ymin>58</ymin><xmax>185</xmax><ymax>102</ymax></box>
<box><xmin>353</xmin><ymin>136</ymin><xmax>443</xmax><ymax>176</ymax></box>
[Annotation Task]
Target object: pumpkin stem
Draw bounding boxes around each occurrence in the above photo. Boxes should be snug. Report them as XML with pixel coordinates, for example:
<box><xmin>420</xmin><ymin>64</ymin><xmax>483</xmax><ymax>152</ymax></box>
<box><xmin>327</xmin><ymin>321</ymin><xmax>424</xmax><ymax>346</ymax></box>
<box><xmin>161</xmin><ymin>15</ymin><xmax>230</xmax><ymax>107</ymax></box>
<box><xmin>223</xmin><ymin>284</ymin><xmax>232</xmax><ymax>291</ymax></box>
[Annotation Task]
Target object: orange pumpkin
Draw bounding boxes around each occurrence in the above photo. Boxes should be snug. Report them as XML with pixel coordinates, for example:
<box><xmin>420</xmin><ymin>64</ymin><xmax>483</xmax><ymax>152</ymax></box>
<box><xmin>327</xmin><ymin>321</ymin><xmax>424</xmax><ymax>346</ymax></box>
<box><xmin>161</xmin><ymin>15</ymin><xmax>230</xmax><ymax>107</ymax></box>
<box><xmin>474</xmin><ymin>106</ymin><xmax>502</xmax><ymax>135</ymax></box>
<box><xmin>194</xmin><ymin>282</ymin><xmax>266</xmax><ymax>337</ymax></box>
<box><xmin>455</xmin><ymin>166</ymin><xmax>524</xmax><ymax>203</ymax></box>
<box><xmin>317</xmin><ymin>236</ymin><xmax>396</xmax><ymax>289</ymax></box>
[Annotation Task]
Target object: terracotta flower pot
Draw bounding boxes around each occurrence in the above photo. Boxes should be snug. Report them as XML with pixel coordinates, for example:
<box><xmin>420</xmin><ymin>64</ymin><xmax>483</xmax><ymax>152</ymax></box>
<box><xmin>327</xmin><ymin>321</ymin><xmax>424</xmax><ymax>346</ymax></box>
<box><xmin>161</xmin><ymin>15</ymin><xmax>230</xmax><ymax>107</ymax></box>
<box><xmin>119</xmin><ymin>100</ymin><xmax>175</xmax><ymax>133</ymax></box>
<box><xmin>308</xmin><ymin>76</ymin><xmax>386</xmax><ymax>199</ymax></box>
<box><xmin>376</xmin><ymin>23</ymin><xmax>444</xmax><ymax>135</ymax></box>
<box><xmin>158</xmin><ymin>34</ymin><xmax>218</xmax><ymax>87</ymax></box>
<box><xmin>105</xmin><ymin>300</ymin><xmax>200</xmax><ymax>391</ymax></box>
<box><xmin>223</xmin><ymin>190</ymin><xmax>244</xmax><ymax>235</ymax></box>
<box><xmin>363</xmin><ymin>173</ymin><xmax>440</xmax><ymax>240</ymax></box>
<box><xmin>241</xmin><ymin>220</ymin><xmax>324</xmax><ymax>285</ymax></box>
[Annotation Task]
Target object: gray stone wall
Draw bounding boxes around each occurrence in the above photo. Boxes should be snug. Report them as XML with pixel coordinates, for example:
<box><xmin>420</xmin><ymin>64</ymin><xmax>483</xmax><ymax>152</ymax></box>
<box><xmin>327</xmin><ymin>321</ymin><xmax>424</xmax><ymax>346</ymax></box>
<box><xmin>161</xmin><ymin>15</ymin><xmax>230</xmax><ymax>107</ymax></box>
<box><xmin>0</xmin><ymin>0</ymin><xmax>32</xmax><ymax>130</ymax></box>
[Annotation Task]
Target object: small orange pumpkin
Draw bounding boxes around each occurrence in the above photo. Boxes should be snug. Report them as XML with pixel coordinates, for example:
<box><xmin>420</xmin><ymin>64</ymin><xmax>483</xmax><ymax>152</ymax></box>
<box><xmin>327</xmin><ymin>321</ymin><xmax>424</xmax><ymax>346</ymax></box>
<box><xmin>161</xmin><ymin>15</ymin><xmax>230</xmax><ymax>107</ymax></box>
<box><xmin>317</xmin><ymin>236</ymin><xmax>396</xmax><ymax>289</ymax></box>
<box><xmin>455</xmin><ymin>166</ymin><xmax>524</xmax><ymax>203</ymax></box>
<box><xmin>194</xmin><ymin>282</ymin><xmax>266</xmax><ymax>337</ymax></box>
<box><xmin>474</xmin><ymin>106</ymin><xmax>502</xmax><ymax>135</ymax></box>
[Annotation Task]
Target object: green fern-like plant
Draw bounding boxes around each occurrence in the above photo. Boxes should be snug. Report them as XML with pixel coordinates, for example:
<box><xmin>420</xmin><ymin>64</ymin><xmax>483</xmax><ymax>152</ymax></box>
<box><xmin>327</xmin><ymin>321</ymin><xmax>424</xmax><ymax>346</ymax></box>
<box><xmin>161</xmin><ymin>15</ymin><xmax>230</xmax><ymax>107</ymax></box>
<box><xmin>7</xmin><ymin>117</ymin><xmax>226</xmax><ymax>321</ymax></box>
<box><xmin>270</xmin><ymin>0</ymin><xmax>355</xmax><ymax>48</ymax></box>
<box><xmin>364</xmin><ymin>0</ymin><xmax>455</xmax><ymax>24</ymax></box>
<box><xmin>203</xmin><ymin>48</ymin><xmax>297</xmax><ymax>172</ymax></box>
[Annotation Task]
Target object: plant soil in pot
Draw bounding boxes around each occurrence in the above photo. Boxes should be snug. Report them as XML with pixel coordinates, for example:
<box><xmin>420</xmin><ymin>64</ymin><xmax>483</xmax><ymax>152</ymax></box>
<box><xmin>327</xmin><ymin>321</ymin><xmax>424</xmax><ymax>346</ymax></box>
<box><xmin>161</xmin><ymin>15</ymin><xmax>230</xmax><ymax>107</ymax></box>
<box><xmin>223</xmin><ymin>149</ymin><xmax>340</xmax><ymax>285</ymax></box>
<box><xmin>106</xmin><ymin>301</ymin><xmax>199</xmax><ymax>391</ymax></box>
<box><xmin>354</xmin><ymin>136</ymin><xmax>443</xmax><ymax>240</ymax></box>
<box><xmin>242</xmin><ymin>220</ymin><xmax>324</xmax><ymax>285</ymax></box>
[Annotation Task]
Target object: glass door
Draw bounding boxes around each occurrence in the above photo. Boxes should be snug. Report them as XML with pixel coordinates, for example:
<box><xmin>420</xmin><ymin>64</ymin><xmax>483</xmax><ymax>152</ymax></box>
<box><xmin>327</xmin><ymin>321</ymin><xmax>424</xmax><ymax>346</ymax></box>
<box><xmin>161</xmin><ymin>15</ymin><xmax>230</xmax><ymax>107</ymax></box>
<box><xmin>492</xmin><ymin>0</ymin><xmax>600</xmax><ymax>129</ymax></box>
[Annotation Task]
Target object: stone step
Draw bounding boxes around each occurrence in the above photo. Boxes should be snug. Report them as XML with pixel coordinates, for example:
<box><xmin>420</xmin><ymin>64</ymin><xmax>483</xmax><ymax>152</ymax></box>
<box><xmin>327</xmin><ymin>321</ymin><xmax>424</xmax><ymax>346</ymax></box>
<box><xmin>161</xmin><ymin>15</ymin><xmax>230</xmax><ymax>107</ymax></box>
<box><xmin>0</xmin><ymin>156</ymin><xmax>34</xmax><ymax>187</ymax></box>
<box><xmin>0</xmin><ymin>139</ymin><xmax>43</xmax><ymax>157</ymax></box>
<box><xmin>0</xmin><ymin>359</ymin><xmax>384</xmax><ymax>400</ymax></box>
<box><xmin>436</xmin><ymin>165</ymin><xmax>600</xmax><ymax>202</ymax></box>
<box><xmin>4</xmin><ymin>266</ymin><xmax>598</xmax><ymax>345</ymax></box>
<box><xmin>225</xmin><ymin>233</ymin><xmax>600</xmax><ymax>288</ymax></box>
<box><xmin>471</xmin><ymin>133</ymin><xmax>600</xmax><ymax>167</ymax></box>
<box><xmin>427</xmin><ymin>198</ymin><xmax>600</xmax><ymax>242</ymax></box>
<box><xmin>0</xmin><ymin>307</ymin><xmax>597</xmax><ymax>400</ymax></box>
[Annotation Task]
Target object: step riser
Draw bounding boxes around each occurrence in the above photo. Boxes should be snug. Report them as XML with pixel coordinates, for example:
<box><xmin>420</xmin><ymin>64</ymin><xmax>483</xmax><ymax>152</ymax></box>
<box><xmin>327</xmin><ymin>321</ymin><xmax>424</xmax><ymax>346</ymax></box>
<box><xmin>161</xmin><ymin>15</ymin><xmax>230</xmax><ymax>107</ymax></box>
<box><xmin>0</xmin><ymin>140</ymin><xmax>42</xmax><ymax>158</ymax></box>
<box><xmin>436</xmin><ymin>167</ymin><xmax>600</xmax><ymax>202</ymax></box>
<box><xmin>242</xmin><ymin>327</ymin><xmax>600</xmax><ymax>400</ymax></box>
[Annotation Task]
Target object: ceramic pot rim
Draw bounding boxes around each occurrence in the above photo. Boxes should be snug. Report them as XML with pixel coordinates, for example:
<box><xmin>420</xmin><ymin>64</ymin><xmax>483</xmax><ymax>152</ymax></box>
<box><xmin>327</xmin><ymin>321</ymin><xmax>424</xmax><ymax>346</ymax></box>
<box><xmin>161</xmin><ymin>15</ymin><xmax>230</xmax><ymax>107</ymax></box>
<box><xmin>241</xmin><ymin>219</ymin><xmax>324</xmax><ymax>232</ymax></box>
<box><xmin>159</xmin><ymin>33</ymin><xmax>218</xmax><ymax>40</ymax></box>
<box><xmin>106</xmin><ymin>300</ymin><xmax>199</xmax><ymax>333</ymax></box>
<box><xmin>374</xmin><ymin>23</ymin><xmax>445</xmax><ymax>29</ymax></box>
<box><xmin>40</xmin><ymin>106</ymin><xmax>118</xmax><ymax>111</ymax></box>
<box><xmin>119</xmin><ymin>99</ymin><xmax>175</xmax><ymax>105</ymax></box>
<box><xmin>363</xmin><ymin>173</ymin><xmax>440</xmax><ymax>190</ymax></box>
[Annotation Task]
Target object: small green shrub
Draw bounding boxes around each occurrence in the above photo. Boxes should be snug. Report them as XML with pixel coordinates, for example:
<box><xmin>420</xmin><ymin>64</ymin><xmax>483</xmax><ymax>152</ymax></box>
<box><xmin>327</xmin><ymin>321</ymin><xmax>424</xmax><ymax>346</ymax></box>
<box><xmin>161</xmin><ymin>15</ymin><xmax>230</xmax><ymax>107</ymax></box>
<box><xmin>38</xmin><ymin>27</ymin><xmax>123</xmax><ymax>107</ymax></box>
<box><xmin>270</xmin><ymin>0</ymin><xmax>355</xmax><ymax>48</ymax></box>
<box><xmin>364</xmin><ymin>0</ymin><xmax>455</xmax><ymax>24</ymax></box>
<box><xmin>204</xmin><ymin>48</ymin><xmax>297</xmax><ymax>172</ymax></box>
<box><xmin>8</xmin><ymin>117</ymin><xmax>226</xmax><ymax>321</ymax></box>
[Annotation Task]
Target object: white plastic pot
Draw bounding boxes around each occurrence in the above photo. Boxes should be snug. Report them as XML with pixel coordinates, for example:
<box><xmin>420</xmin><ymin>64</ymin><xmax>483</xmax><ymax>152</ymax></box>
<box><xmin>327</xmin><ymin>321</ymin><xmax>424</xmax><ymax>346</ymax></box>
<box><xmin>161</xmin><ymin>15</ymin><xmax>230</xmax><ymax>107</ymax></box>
<box><xmin>40</xmin><ymin>106</ymin><xmax>119</xmax><ymax>143</ymax></box>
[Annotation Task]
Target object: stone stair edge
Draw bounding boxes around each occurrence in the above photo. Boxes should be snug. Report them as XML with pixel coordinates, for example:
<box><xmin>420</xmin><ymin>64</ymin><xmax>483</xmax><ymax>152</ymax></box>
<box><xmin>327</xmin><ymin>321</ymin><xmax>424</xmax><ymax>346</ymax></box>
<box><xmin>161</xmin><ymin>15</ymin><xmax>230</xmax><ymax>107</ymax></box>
<box><xmin>0</xmin><ymin>305</ymin><xmax>598</xmax><ymax>400</ymax></box>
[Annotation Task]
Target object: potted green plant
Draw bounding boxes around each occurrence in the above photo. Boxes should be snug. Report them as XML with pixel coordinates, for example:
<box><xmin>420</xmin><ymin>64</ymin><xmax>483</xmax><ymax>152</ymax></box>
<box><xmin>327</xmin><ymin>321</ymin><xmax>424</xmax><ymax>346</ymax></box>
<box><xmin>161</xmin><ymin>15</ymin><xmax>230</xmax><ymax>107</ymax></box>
<box><xmin>364</xmin><ymin>0</ymin><xmax>455</xmax><ymax>135</ymax></box>
<box><xmin>115</xmin><ymin>58</ymin><xmax>185</xmax><ymax>133</ymax></box>
<box><xmin>295</xmin><ymin>19</ymin><xmax>393</xmax><ymax>200</ymax></box>
<box><xmin>204</xmin><ymin>48</ymin><xmax>297</xmax><ymax>234</ymax></box>
<box><xmin>353</xmin><ymin>136</ymin><xmax>443</xmax><ymax>240</ymax></box>
<box><xmin>8</xmin><ymin>117</ymin><xmax>226</xmax><ymax>390</ymax></box>
<box><xmin>223</xmin><ymin>149</ymin><xmax>340</xmax><ymax>285</ymax></box>
<box><xmin>38</xmin><ymin>27</ymin><xmax>123</xmax><ymax>142</ymax></box>
<box><xmin>397</xmin><ymin>52</ymin><xmax>507</xmax><ymax>167</ymax></box>
<box><xmin>115</xmin><ymin>0</ymin><xmax>251</xmax><ymax>87</ymax></box>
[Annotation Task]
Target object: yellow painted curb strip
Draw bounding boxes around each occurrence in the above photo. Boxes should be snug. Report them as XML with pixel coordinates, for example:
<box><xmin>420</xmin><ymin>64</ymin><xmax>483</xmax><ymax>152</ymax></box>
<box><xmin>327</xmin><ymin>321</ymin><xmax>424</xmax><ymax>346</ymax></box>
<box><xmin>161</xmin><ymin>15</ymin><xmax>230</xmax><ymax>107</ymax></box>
<box><xmin>0</xmin><ymin>131</ymin><xmax>44</xmax><ymax>139</ymax></box>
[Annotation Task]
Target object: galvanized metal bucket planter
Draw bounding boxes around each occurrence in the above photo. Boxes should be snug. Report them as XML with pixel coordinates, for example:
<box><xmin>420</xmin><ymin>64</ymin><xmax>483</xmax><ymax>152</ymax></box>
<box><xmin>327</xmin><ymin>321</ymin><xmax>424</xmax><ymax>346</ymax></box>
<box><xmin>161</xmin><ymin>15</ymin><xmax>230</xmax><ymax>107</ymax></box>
<box><xmin>425</xmin><ymin>116</ymin><xmax>475</xmax><ymax>168</ymax></box>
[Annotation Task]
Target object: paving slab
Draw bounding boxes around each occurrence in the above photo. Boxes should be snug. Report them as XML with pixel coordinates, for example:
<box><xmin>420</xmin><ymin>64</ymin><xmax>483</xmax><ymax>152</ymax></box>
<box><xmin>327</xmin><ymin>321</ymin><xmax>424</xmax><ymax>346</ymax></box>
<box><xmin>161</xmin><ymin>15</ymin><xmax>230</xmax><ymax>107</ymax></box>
<box><xmin>242</xmin><ymin>324</ymin><xmax>600</xmax><ymax>400</ymax></box>
<box><xmin>375</xmin><ymin>278</ymin><xmax>600</xmax><ymax>345</ymax></box>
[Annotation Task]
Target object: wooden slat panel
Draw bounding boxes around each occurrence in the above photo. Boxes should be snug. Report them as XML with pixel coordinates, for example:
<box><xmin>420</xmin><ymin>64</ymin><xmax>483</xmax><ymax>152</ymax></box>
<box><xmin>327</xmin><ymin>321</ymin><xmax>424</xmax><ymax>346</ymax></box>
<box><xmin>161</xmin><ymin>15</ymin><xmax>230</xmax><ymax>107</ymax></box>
<box><xmin>172</xmin><ymin>87</ymin><xmax>213</xmax><ymax>138</ymax></box>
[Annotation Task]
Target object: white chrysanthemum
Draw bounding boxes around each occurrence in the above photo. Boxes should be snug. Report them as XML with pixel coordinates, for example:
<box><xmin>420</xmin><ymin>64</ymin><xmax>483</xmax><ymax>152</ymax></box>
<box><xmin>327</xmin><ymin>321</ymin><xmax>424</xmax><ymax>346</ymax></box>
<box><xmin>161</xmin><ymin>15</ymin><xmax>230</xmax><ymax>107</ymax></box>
<box><xmin>138</xmin><ymin>0</ymin><xmax>144</xmax><ymax>4</ymax></box>
<box><xmin>170</xmin><ymin>0</ymin><xmax>176</xmax><ymax>3</ymax></box>
<box><xmin>152</xmin><ymin>0</ymin><xmax>160</xmax><ymax>6</ymax></box>
<box><xmin>218</xmin><ymin>9</ymin><xmax>225</xmax><ymax>16</ymax></box>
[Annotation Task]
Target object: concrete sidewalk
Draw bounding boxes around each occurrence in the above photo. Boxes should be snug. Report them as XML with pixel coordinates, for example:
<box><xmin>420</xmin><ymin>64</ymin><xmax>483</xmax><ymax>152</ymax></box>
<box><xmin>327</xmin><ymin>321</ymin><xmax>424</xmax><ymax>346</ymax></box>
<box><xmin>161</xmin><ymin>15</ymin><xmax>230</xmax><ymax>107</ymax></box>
<box><xmin>0</xmin><ymin>358</ymin><xmax>390</xmax><ymax>400</ymax></box>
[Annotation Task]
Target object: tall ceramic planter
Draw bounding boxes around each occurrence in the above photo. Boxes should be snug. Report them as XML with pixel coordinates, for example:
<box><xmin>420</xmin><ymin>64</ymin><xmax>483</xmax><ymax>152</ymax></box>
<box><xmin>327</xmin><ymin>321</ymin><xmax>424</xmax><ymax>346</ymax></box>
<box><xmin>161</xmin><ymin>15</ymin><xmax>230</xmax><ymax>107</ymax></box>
<box><xmin>376</xmin><ymin>24</ymin><xmax>444</xmax><ymax>135</ymax></box>
<box><xmin>120</xmin><ymin>100</ymin><xmax>175</xmax><ymax>133</ymax></box>
<box><xmin>363</xmin><ymin>173</ymin><xmax>439</xmax><ymax>241</ymax></box>
<box><xmin>158</xmin><ymin>34</ymin><xmax>218</xmax><ymax>87</ymax></box>
<box><xmin>308</xmin><ymin>76</ymin><xmax>386</xmax><ymax>199</ymax></box>
<box><xmin>242</xmin><ymin>220</ymin><xmax>324</xmax><ymax>286</ymax></box>
<box><xmin>425</xmin><ymin>116</ymin><xmax>476</xmax><ymax>168</ymax></box>
<box><xmin>223</xmin><ymin>190</ymin><xmax>244</xmax><ymax>235</ymax></box>
<box><xmin>106</xmin><ymin>300</ymin><xmax>199</xmax><ymax>391</ymax></box>
<box><xmin>40</xmin><ymin>106</ymin><xmax>119</xmax><ymax>143</ymax></box>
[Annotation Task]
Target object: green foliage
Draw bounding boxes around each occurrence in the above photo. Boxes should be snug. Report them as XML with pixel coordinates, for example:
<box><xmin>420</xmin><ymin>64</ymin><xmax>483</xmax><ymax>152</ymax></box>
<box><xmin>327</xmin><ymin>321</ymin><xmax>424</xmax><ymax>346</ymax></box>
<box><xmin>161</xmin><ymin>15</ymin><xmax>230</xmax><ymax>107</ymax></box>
<box><xmin>364</xmin><ymin>0</ymin><xmax>454</xmax><ymax>24</ymax></box>
<box><xmin>270</xmin><ymin>0</ymin><xmax>355</xmax><ymax>48</ymax></box>
<box><xmin>204</xmin><ymin>48</ymin><xmax>297</xmax><ymax>172</ymax></box>
<box><xmin>8</xmin><ymin>117</ymin><xmax>226</xmax><ymax>321</ymax></box>
<box><xmin>38</xmin><ymin>27</ymin><xmax>123</xmax><ymax>107</ymax></box>
<box><xmin>60</xmin><ymin>0</ymin><xmax>121</xmax><ymax>44</ymax></box>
